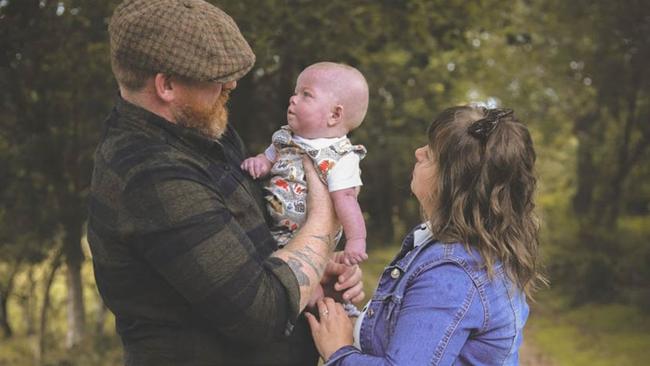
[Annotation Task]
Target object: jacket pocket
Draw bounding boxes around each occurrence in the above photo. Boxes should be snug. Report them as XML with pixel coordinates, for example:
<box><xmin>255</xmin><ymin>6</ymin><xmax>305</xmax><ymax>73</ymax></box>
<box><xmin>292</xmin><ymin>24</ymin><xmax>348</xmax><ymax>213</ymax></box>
<box><xmin>362</xmin><ymin>292</ymin><xmax>404</xmax><ymax>353</ymax></box>
<box><xmin>385</xmin><ymin>294</ymin><xmax>403</xmax><ymax>337</ymax></box>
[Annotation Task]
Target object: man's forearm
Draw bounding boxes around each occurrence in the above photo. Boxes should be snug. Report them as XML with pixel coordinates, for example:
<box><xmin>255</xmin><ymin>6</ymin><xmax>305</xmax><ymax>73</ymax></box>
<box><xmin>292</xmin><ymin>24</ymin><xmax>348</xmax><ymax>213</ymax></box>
<box><xmin>274</xmin><ymin>155</ymin><xmax>339</xmax><ymax>312</ymax></box>
<box><xmin>271</xmin><ymin>227</ymin><xmax>337</xmax><ymax>311</ymax></box>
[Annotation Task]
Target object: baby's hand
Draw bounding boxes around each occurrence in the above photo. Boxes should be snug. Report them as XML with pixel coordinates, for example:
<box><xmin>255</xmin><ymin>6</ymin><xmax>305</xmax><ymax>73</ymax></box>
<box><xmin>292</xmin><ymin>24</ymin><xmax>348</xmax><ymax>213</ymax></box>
<box><xmin>241</xmin><ymin>154</ymin><xmax>272</xmax><ymax>179</ymax></box>
<box><xmin>342</xmin><ymin>239</ymin><xmax>368</xmax><ymax>265</ymax></box>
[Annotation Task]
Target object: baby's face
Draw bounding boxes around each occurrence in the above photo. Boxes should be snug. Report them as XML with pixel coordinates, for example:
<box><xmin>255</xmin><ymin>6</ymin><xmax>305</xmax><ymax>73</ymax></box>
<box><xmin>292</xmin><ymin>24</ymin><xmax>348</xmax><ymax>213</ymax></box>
<box><xmin>287</xmin><ymin>68</ymin><xmax>337</xmax><ymax>139</ymax></box>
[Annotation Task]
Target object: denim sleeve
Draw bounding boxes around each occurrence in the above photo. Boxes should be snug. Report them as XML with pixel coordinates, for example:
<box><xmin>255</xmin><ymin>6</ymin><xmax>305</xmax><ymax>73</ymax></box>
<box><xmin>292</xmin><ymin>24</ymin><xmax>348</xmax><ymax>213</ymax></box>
<box><xmin>327</xmin><ymin>263</ymin><xmax>482</xmax><ymax>365</ymax></box>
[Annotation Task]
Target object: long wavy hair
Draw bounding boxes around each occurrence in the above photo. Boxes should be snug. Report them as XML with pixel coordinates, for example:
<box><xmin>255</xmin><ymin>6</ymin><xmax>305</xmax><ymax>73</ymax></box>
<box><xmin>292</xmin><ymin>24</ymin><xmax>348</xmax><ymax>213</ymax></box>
<box><xmin>425</xmin><ymin>105</ymin><xmax>546</xmax><ymax>298</ymax></box>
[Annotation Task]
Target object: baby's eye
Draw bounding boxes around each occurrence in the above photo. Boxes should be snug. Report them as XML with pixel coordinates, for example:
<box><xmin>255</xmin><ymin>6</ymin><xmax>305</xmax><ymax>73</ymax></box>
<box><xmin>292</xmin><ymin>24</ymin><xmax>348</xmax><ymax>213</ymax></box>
<box><xmin>303</xmin><ymin>91</ymin><xmax>312</xmax><ymax>97</ymax></box>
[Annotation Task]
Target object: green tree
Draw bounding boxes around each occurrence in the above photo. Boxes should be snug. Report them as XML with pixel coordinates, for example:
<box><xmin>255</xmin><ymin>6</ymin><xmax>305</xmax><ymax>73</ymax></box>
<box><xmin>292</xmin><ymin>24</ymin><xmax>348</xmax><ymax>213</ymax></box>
<box><xmin>222</xmin><ymin>0</ymin><xmax>510</xmax><ymax>243</ymax></box>
<box><xmin>468</xmin><ymin>0</ymin><xmax>650</xmax><ymax>304</ymax></box>
<box><xmin>0</xmin><ymin>0</ymin><xmax>116</xmax><ymax>348</ymax></box>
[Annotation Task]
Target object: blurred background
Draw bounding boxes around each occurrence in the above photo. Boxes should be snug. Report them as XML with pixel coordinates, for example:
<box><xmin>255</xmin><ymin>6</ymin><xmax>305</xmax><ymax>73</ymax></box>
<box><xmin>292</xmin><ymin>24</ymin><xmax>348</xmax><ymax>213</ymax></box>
<box><xmin>0</xmin><ymin>0</ymin><xmax>649</xmax><ymax>365</ymax></box>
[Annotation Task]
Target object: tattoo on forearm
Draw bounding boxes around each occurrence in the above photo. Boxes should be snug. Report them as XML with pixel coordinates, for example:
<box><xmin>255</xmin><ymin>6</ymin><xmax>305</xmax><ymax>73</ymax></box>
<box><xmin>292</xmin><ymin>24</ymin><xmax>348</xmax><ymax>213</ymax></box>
<box><xmin>287</xmin><ymin>258</ymin><xmax>310</xmax><ymax>286</ymax></box>
<box><xmin>290</xmin><ymin>246</ymin><xmax>327</xmax><ymax>277</ymax></box>
<box><xmin>310</xmin><ymin>234</ymin><xmax>336</xmax><ymax>250</ymax></box>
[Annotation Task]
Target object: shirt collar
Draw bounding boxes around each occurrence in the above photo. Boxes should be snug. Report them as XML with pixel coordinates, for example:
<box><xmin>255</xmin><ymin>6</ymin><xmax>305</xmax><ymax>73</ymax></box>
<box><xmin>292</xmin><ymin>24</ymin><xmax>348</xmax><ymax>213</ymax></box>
<box><xmin>292</xmin><ymin>134</ymin><xmax>348</xmax><ymax>149</ymax></box>
<box><xmin>413</xmin><ymin>223</ymin><xmax>433</xmax><ymax>247</ymax></box>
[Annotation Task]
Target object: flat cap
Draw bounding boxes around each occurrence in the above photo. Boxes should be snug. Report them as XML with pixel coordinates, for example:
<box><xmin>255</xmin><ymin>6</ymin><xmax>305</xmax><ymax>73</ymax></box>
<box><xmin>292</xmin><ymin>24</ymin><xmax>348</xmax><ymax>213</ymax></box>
<box><xmin>109</xmin><ymin>0</ymin><xmax>255</xmax><ymax>82</ymax></box>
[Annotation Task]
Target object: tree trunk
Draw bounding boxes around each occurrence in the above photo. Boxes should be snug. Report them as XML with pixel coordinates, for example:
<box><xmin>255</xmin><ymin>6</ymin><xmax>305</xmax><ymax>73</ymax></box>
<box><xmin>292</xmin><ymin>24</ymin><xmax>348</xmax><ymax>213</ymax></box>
<box><xmin>0</xmin><ymin>292</ymin><xmax>12</xmax><ymax>339</ymax></box>
<box><xmin>95</xmin><ymin>299</ymin><xmax>107</xmax><ymax>336</ymax></box>
<box><xmin>571</xmin><ymin>112</ymin><xmax>600</xmax><ymax>219</ymax></box>
<box><xmin>23</xmin><ymin>267</ymin><xmax>37</xmax><ymax>336</ymax></box>
<box><xmin>0</xmin><ymin>261</ymin><xmax>21</xmax><ymax>339</ymax></box>
<box><xmin>63</xmin><ymin>219</ymin><xmax>86</xmax><ymax>349</ymax></box>
<box><xmin>37</xmin><ymin>249</ymin><xmax>63</xmax><ymax>365</ymax></box>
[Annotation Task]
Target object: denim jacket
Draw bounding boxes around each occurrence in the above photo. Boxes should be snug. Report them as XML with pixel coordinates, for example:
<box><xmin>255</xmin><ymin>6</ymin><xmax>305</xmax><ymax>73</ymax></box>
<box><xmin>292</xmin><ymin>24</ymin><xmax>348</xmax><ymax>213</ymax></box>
<box><xmin>326</xmin><ymin>224</ymin><xmax>529</xmax><ymax>365</ymax></box>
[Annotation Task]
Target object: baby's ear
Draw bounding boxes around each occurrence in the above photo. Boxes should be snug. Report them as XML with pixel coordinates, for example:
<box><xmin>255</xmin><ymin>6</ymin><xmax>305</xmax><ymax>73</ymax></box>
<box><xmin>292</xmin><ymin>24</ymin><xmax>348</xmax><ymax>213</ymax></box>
<box><xmin>328</xmin><ymin>105</ymin><xmax>344</xmax><ymax>127</ymax></box>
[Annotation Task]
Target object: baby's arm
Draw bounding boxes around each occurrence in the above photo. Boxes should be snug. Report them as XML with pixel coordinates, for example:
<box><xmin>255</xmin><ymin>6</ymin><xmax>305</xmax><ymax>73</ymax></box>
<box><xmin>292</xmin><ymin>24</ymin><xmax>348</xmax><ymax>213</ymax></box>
<box><xmin>241</xmin><ymin>148</ymin><xmax>274</xmax><ymax>179</ymax></box>
<box><xmin>330</xmin><ymin>188</ymin><xmax>367</xmax><ymax>265</ymax></box>
<box><xmin>241</xmin><ymin>153</ymin><xmax>272</xmax><ymax>179</ymax></box>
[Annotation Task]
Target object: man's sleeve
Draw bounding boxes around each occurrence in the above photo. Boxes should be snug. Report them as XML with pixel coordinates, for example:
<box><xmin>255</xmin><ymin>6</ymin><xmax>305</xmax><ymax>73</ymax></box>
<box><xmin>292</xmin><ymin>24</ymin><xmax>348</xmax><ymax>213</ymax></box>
<box><xmin>123</xmin><ymin>164</ymin><xmax>300</xmax><ymax>343</ymax></box>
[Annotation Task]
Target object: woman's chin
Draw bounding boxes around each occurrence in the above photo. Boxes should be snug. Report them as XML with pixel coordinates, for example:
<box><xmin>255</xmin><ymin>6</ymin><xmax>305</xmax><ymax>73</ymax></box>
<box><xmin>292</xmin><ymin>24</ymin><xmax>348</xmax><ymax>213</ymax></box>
<box><xmin>409</xmin><ymin>180</ymin><xmax>417</xmax><ymax>197</ymax></box>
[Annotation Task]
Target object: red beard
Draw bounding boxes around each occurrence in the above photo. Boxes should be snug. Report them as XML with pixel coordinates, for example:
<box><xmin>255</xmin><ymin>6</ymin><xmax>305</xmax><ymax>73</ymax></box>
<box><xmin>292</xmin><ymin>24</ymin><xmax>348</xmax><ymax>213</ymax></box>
<box><xmin>173</xmin><ymin>89</ymin><xmax>230</xmax><ymax>139</ymax></box>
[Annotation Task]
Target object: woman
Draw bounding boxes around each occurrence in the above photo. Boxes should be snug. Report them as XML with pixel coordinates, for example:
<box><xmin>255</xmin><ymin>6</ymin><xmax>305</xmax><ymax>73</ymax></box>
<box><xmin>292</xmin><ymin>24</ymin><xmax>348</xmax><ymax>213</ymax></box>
<box><xmin>306</xmin><ymin>106</ymin><xmax>546</xmax><ymax>365</ymax></box>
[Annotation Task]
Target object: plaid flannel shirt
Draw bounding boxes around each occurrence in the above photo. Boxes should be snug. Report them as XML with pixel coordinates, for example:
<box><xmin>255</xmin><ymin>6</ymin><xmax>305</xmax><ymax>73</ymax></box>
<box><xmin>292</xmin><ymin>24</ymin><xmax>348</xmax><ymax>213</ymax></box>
<box><xmin>88</xmin><ymin>97</ymin><xmax>318</xmax><ymax>366</ymax></box>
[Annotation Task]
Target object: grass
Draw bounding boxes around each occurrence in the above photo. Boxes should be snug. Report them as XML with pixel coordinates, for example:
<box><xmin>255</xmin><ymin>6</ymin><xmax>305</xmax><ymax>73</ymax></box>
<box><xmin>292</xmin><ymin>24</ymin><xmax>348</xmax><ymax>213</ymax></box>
<box><xmin>3</xmin><ymin>244</ymin><xmax>649</xmax><ymax>365</ymax></box>
<box><xmin>1</xmin><ymin>259</ymin><xmax>123</xmax><ymax>366</ymax></box>
<box><xmin>527</xmin><ymin>292</ymin><xmax>650</xmax><ymax>366</ymax></box>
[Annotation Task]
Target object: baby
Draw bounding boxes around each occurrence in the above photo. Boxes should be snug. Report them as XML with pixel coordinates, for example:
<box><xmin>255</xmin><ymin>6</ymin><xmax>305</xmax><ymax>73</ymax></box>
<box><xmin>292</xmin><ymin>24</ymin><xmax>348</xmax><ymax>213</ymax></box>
<box><xmin>241</xmin><ymin>62</ymin><xmax>369</xmax><ymax>265</ymax></box>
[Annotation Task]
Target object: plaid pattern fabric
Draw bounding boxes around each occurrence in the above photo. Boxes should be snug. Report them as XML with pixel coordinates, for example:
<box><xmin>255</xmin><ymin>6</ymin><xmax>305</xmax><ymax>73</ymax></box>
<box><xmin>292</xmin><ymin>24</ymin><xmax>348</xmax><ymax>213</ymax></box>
<box><xmin>88</xmin><ymin>97</ymin><xmax>318</xmax><ymax>365</ymax></box>
<box><xmin>109</xmin><ymin>0</ymin><xmax>255</xmax><ymax>82</ymax></box>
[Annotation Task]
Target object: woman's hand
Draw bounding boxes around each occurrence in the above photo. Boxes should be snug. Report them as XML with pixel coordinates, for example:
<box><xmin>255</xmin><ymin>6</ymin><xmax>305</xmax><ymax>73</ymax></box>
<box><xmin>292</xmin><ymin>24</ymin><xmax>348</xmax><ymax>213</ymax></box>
<box><xmin>305</xmin><ymin>298</ymin><xmax>354</xmax><ymax>361</ymax></box>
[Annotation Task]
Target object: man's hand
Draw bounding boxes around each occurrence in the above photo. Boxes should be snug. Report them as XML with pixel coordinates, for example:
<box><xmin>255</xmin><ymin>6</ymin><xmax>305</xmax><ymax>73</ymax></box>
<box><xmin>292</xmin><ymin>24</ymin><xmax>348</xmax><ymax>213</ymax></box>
<box><xmin>320</xmin><ymin>252</ymin><xmax>365</xmax><ymax>303</ymax></box>
<box><xmin>330</xmin><ymin>252</ymin><xmax>365</xmax><ymax>303</ymax></box>
<box><xmin>302</xmin><ymin>156</ymin><xmax>339</xmax><ymax>234</ymax></box>
<box><xmin>240</xmin><ymin>153</ymin><xmax>272</xmax><ymax>179</ymax></box>
<box><xmin>272</xmin><ymin>157</ymin><xmax>339</xmax><ymax>311</ymax></box>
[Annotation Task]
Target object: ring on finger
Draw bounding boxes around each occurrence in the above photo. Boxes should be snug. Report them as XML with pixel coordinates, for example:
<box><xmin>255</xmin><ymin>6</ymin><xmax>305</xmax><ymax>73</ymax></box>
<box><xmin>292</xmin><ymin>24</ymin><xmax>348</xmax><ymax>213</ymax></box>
<box><xmin>320</xmin><ymin>309</ymin><xmax>329</xmax><ymax>316</ymax></box>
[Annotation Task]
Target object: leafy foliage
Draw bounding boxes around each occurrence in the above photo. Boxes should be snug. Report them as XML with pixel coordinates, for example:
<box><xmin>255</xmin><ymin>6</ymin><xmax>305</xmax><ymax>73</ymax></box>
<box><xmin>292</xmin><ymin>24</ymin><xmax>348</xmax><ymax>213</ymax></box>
<box><xmin>0</xmin><ymin>0</ymin><xmax>648</xmax><ymax>363</ymax></box>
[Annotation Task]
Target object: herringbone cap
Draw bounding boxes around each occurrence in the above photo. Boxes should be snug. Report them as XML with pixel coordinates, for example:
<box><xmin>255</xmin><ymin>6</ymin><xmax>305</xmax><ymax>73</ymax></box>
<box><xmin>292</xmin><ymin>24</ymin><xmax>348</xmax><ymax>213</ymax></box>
<box><xmin>109</xmin><ymin>0</ymin><xmax>255</xmax><ymax>82</ymax></box>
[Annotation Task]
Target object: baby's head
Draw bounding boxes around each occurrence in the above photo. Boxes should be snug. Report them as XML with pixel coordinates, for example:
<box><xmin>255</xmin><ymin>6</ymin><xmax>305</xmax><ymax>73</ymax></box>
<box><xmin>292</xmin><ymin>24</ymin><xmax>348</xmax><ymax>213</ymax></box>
<box><xmin>287</xmin><ymin>62</ymin><xmax>369</xmax><ymax>139</ymax></box>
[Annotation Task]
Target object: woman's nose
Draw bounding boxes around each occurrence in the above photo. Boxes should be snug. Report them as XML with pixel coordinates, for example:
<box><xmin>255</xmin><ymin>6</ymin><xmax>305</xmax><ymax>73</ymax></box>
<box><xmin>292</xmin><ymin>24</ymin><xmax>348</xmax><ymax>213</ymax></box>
<box><xmin>415</xmin><ymin>146</ymin><xmax>425</xmax><ymax>160</ymax></box>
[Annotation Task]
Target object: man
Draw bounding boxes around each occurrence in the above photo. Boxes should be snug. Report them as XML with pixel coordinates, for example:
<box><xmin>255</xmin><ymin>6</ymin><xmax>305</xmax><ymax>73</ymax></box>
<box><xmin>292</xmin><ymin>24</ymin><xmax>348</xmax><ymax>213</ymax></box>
<box><xmin>87</xmin><ymin>0</ymin><xmax>364</xmax><ymax>365</ymax></box>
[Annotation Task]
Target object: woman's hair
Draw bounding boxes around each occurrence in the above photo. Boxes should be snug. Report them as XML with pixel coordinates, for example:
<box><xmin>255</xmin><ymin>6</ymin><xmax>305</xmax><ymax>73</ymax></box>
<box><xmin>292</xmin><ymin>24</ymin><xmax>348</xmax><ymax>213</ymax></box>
<box><xmin>425</xmin><ymin>105</ymin><xmax>546</xmax><ymax>298</ymax></box>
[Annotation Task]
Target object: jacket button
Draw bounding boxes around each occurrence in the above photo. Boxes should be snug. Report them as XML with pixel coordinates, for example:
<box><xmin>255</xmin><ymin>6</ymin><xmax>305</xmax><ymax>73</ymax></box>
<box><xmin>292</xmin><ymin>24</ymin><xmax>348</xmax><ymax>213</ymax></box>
<box><xmin>390</xmin><ymin>268</ymin><xmax>401</xmax><ymax>279</ymax></box>
<box><xmin>367</xmin><ymin>308</ymin><xmax>374</xmax><ymax>318</ymax></box>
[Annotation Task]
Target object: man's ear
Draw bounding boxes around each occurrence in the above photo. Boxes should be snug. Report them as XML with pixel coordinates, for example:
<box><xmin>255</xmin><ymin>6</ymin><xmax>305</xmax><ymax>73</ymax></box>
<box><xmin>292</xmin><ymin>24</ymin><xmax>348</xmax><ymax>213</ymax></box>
<box><xmin>153</xmin><ymin>73</ymin><xmax>176</xmax><ymax>103</ymax></box>
<box><xmin>328</xmin><ymin>105</ymin><xmax>344</xmax><ymax>127</ymax></box>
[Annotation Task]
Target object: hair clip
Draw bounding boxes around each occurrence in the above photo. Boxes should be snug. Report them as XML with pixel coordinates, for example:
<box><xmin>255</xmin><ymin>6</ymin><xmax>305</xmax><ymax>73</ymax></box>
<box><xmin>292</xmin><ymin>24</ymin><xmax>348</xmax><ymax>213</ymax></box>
<box><xmin>467</xmin><ymin>108</ymin><xmax>513</xmax><ymax>140</ymax></box>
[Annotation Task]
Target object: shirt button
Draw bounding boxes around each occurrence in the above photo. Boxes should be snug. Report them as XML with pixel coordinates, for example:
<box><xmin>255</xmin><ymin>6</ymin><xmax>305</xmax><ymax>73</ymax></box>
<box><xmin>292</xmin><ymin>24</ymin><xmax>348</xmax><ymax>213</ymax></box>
<box><xmin>390</xmin><ymin>268</ymin><xmax>401</xmax><ymax>279</ymax></box>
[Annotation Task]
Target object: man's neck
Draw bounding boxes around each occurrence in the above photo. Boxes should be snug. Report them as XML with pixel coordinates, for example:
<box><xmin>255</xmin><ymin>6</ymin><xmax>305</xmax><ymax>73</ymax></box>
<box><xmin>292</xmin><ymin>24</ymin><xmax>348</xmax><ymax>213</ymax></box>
<box><xmin>120</xmin><ymin>86</ymin><xmax>175</xmax><ymax>123</ymax></box>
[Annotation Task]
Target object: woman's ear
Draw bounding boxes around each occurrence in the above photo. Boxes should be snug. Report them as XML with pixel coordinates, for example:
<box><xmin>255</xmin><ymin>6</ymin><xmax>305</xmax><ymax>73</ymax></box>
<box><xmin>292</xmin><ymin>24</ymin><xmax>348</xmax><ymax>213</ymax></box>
<box><xmin>154</xmin><ymin>73</ymin><xmax>176</xmax><ymax>103</ymax></box>
<box><xmin>328</xmin><ymin>105</ymin><xmax>344</xmax><ymax>127</ymax></box>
